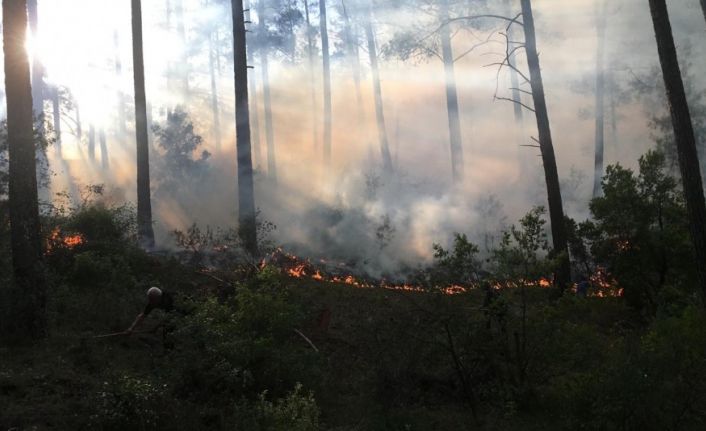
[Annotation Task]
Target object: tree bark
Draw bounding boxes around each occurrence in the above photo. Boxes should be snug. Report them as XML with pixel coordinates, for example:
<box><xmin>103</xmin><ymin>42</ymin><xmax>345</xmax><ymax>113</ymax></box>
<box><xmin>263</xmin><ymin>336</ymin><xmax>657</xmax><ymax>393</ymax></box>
<box><xmin>209</xmin><ymin>29</ymin><xmax>221</xmax><ymax>148</ymax></box>
<box><xmin>114</xmin><ymin>30</ymin><xmax>127</xmax><ymax>136</ymax></box>
<box><xmin>131</xmin><ymin>0</ymin><xmax>155</xmax><ymax>248</ymax></box>
<box><xmin>649</xmin><ymin>0</ymin><xmax>706</xmax><ymax>302</ymax></box>
<box><xmin>175</xmin><ymin>0</ymin><xmax>189</xmax><ymax>95</ymax></box>
<box><xmin>365</xmin><ymin>8</ymin><xmax>393</xmax><ymax>172</ymax></box>
<box><xmin>341</xmin><ymin>1</ymin><xmax>364</xmax><ymax>130</ymax></box>
<box><xmin>231</xmin><ymin>0</ymin><xmax>258</xmax><ymax>255</ymax></box>
<box><xmin>245</xmin><ymin>0</ymin><xmax>262</xmax><ymax>168</ymax></box>
<box><xmin>700</xmin><ymin>0</ymin><xmax>706</xmax><ymax>27</ymax></box>
<box><xmin>520</xmin><ymin>0</ymin><xmax>570</xmax><ymax>289</ymax></box>
<box><xmin>88</xmin><ymin>124</ymin><xmax>96</xmax><ymax>162</ymax></box>
<box><xmin>592</xmin><ymin>1</ymin><xmax>606</xmax><ymax>198</ymax></box>
<box><xmin>27</xmin><ymin>0</ymin><xmax>44</xmax><ymax>134</ymax></box>
<box><xmin>51</xmin><ymin>87</ymin><xmax>61</xmax><ymax>157</ymax></box>
<box><xmin>258</xmin><ymin>0</ymin><xmax>277</xmax><ymax>182</ymax></box>
<box><xmin>99</xmin><ymin>129</ymin><xmax>109</xmax><ymax>170</ymax></box>
<box><xmin>440</xmin><ymin>0</ymin><xmax>464</xmax><ymax>183</ymax></box>
<box><xmin>303</xmin><ymin>0</ymin><xmax>319</xmax><ymax>151</ymax></box>
<box><xmin>320</xmin><ymin>0</ymin><xmax>333</xmax><ymax>165</ymax></box>
<box><xmin>2</xmin><ymin>0</ymin><xmax>47</xmax><ymax>339</ymax></box>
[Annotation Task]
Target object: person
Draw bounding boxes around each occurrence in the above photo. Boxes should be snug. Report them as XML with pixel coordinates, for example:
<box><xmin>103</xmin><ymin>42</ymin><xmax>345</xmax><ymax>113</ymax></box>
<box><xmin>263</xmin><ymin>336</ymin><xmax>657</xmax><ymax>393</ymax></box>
<box><xmin>125</xmin><ymin>286</ymin><xmax>175</xmax><ymax>335</ymax></box>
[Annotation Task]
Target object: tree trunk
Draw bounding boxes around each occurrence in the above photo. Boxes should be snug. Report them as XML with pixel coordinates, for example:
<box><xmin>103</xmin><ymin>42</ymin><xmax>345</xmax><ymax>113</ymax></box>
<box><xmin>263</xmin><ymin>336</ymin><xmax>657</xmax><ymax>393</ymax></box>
<box><xmin>27</xmin><ymin>0</ymin><xmax>44</xmax><ymax>134</ymax></box>
<box><xmin>209</xmin><ymin>29</ymin><xmax>221</xmax><ymax>148</ymax></box>
<box><xmin>175</xmin><ymin>0</ymin><xmax>189</xmax><ymax>95</ymax></box>
<box><xmin>521</xmin><ymin>0</ymin><xmax>570</xmax><ymax>289</ymax></box>
<box><xmin>231</xmin><ymin>0</ymin><xmax>258</xmax><ymax>255</ymax></box>
<box><xmin>258</xmin><ymin>0</ymin><xmax>277</xmax><ymax>181</ymax></box>
<box><xmin>700</xmin><ymin>0</ymin><xmax>706</xmax><ymax>27</ymax></box>
<box><xmin>440</xmin><ymin>0</ymin><xmax>464</xmax><ymax>183</ymax></box>
<box><xmin>243</xmin><ymin>0</ymin><xmax>262</xmax><ymax>169</ymax></box>
<box><xmin>2</xmin><ymin>0</ymin><xmax>47</xmax><ymax>340</ymax></box>
<box><xmin>505</xmin><ymin>0</ymin><xmax>523</xmax><ymax>125</ymax></box>
<box><xmin>51</xmin><ymin>87</ymin><xmax>62</xmax><ymax>157</ymax></box>
<box><xmin>131</xmin><ymin>0</ymin><xmax>155</xmax><ymax>248</ymax></box>
<box><xmin>365</xmin><ymin>9</ymin><xmax>393</xmax><ymax>172</ymax></box>
<box><xmin>88</xmin><ymin>124</ymin><xmax>96</xmax><ymax>162</ymax></box>
<box><xmin>320</xmin><ymin>0</ymin><xmax>333</xmax><ymax>165</ymax></box>
<box><xmin>592</xmin><ymin>2</ymin><xmax>606</xmax><ymax>198</ymax></box>
<box><xmin>303</xmin><ymin>0</ymin><xmax>319</xmax><ymax>151</ymax></box>
<box><xmin>99</xmin><ymin>129</ymin><xmax>109</xmax><ymax>170</ymax></box>
<box><xmin>649</xmin><ymin>0</ymin><xmax>706</xmax><ymax>302</ymax></box>
<box><xmin>114</xmin><ymin>30</ymin><xmax>127</xmax><ymax>136</ymax></box>
<box><xmin>341</xmin><ymin>1</ymin><xmax>364</xmax><ymax>129</ymax></box>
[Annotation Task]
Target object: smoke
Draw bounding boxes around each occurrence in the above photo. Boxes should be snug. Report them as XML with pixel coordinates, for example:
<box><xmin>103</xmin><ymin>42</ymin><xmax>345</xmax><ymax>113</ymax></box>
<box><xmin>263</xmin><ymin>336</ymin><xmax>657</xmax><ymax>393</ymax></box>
<box><xmin>5</xmin><ymin>0</ymin><xmax>706</xmax><ymax>278</ymax></box>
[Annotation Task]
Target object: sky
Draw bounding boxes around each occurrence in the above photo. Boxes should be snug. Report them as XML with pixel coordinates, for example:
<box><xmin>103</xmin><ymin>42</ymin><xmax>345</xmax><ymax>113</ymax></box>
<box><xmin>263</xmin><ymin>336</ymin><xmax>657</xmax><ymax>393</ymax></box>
<box><xmin>3</xmin><ymin>0</ymin><xmax>706</xmax><ymax>276</ymax></box>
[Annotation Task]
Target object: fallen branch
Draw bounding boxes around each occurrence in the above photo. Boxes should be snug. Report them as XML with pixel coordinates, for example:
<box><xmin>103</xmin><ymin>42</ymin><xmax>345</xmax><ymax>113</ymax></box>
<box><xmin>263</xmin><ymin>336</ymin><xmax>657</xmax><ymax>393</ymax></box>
<box><xmin>293</xmin><ymin>329</ymin><xmax>319</xmax><ymax>353</ymax></box>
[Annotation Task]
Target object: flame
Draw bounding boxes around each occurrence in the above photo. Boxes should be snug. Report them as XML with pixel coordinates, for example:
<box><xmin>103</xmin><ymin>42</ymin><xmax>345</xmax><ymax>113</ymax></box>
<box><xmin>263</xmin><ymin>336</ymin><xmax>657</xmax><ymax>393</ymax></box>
<box><xmin>46</xmin><ymin>227</ymin><xmax>85</xmax><ymax>253</ymax></box>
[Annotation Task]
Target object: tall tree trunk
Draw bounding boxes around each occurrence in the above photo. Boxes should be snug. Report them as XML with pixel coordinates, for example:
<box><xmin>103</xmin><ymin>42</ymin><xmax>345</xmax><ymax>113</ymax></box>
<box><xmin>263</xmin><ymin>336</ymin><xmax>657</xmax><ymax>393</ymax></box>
<box><xmin>592</xmin><ymin>1</ymin><xmax>606</xmax><ymax>198</ymax></box>
<box><xmin>505</xmin><ymin>0</ymin><xmax>523</xmax><ymax>125</ymax></box>
<box><xmin>231</xmin><ymin>0</ymin><xmax>258</xmax><ymax>255</ymax></box>
<box><xmin>365</xmin><ymin>9</ymin><xmax>393</xmax><ymax>171</ymax></box>
<box><xmin>320</xmin><ymin>0</ymin><xmax>333</xmax><ymax>165</ymax></box>
<box><xmin>245</xmin><ymin>0</ymin><xmax>262</xmax><ymax>168</ymax></box>
<box><xmin>27</xmin><ymin>0</ymin><xmax>44</xmax><ymax>133</ymax></box>
<box><xmin>341</xmin><ymin>1</ymin><xmax>364</xmax><ymax>129</ymax></box>
<box><xmin>88</xmin><ymin>124</ymin><xmax>96</xmax><ymax>162</ymax></box>
<box><xmin>99</xmin><ymin>129</ymin><xmax>109</xmax><ymax>170</ymax></box>
<box><xmin>440</xmin><ymin>0</ymin><xmax>464</xmax><ymax>183</ymax></box>
<box><xmin>209</xmin><ymin>30</ymin><xmax>222</xmax><ymax>148</ymax></box>
<box><xmin>700</xmin><ymin>0</ymin><xmax>706</xmax><ymax>27</ymax></box>
<box><xmin>2</xmin><ymin>0</ymin><xmax>47</xmax><ymax>340</ymax></box>
<box><xmin>175</xmin><ymin>0</ymin><xmax>189</xmax><ymax>96</ymax></box>
<box><xmin>131</xmin><ymin>0</ymin><xmax>155</xmax><ymax>248</ymax></box>
<box><xmin>114</xmin><ymin>30</ymin><xmax>127</xmax><ymax>136</ymax></box>
<box><xmin>649</xmin><ymin>0</ymin><xmax>706</xmax><ymax>302</ymax></box>
<box><xmin>51</xmin><ymin>87</ymin><xmax>61</xmax><ymax>158</ymax></box>
<box><xmin>303</xmin><ymin>0</ymin><xmax>319</xmax><ymax>150</ymax></box>
<box><xmin>521</xmin><ymin>0</ymin><xmax>570</xmax><ymax>289</ymax></box>
<box><xmin>258</xmin><ymin>0</ymin><xmax>277</xmax><ymax>181</ymax></box>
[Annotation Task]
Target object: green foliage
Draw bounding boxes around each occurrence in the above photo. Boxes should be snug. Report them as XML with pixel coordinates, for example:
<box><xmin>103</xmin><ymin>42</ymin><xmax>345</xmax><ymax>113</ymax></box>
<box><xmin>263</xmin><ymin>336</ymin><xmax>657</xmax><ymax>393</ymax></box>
<box><xmin>234</xmin><ymin>383</ymin><xmax>321</xmax><ymax>431</ymax></box>
<box><xmin>429</xmin><ymin>233</ymin><xmax>480</xmax><ymax>287</ymax></box>
<box><xmin>88</xmin><ymin>375</ymin><xmax>168</xmax><ymax>431</ymax></box>
<box><xmin>578</xmin><ymin>150</ymin><xmax>695</xmax><ymax>312</ymax></box>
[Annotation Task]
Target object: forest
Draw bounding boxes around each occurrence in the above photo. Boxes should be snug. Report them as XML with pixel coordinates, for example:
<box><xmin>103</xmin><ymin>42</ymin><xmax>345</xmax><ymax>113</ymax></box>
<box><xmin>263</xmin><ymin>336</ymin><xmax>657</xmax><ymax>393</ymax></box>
<box><xmin>2</xmin><ymin>0</ymin><xmax>706</xmax><ymax>429</ymax></box>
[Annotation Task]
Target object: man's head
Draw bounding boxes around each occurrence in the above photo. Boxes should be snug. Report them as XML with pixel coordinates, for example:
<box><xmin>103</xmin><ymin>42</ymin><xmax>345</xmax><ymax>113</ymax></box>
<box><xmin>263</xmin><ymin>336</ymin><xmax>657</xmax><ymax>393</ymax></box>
<box><xmin>147</xmin><ymin>287</ymin><xmax>163</xmax><ymax>305</ymax></box>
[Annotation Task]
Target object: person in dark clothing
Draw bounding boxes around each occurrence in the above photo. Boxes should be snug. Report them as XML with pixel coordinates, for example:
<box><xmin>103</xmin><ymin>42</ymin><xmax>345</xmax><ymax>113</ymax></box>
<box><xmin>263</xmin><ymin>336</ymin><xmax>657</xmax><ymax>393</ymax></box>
<box><xmin>125</xmin><ymin>286</ymin><xmax>175</xmax><ymax>334</ymax></box>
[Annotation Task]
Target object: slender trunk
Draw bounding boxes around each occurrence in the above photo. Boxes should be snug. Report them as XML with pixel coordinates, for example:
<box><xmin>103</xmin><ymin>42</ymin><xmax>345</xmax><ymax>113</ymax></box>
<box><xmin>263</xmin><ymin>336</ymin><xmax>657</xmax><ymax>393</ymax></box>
<box><xmin>649</xmin><ymin>0</ymin><xmax>706</xmax><ymax>302</ymax></box>
<box><xmin>592</xmin><ymin>2</ymin><xmax>606</xmax><ymax>198</ymax></box>
<box><xmin>341</xmin><ymin>1</ymin><xmax>364</xmax><ymax>128</ymax></box>
<box><xmin>258</xmin><ymin>0</ymin><xmax>277</xmax><ymax>181</ymax></box>
<box><xmin>51</xmin><ymin>87</ymin><xmax>61</xmax><ymax>158</ymax></box>
<box><xmin>99</xmin><ymin>129</ymin><xmax>109</xmax><ymax>170</ymax></box>
<box><xmin>231</xmin><ymin>0</ymin><xmax>258</xmax><ymax>254</ymax></box>
<box><xmin>505</xmin><ymin>0</ymin><xmax>523</xmax><ymax>125</ymax></box>
<box><xmin>75</xmin><ymin>102</ymin><xmax>82</xmax><ymax>139</ymax></box>
<box><xmin>88</xmin><ymin>124</ymin><xmax>96</xmax><ymax>162</ymax></box>
<box><xmin>2</xmin><ymin>0</ymin><xmax>47</xmax><ymax>340</ymax></box>
<box><xmin>27</xmin><ymin>0</ymin><xmax>44</xmax><ymax>134</ymax></box>
<box><xmin>175</xmin><ymin>0</ymin><xmax>189</xmax><ymax>95</ymax></box>
<box><xmin>245</xmin><ymin>0</ymin><xmax>262</xmax><ymax>168</ymax></box>
<box><xmin>440</xmin><ymin>0</ymin><xmax>464</xmax><ymax>183</ymax></box>
<box><xmin>521</xmin><ymin>0</ymin><xmax>570</xmax><ymax>289</ymax></box>
<box><xmin>114</xmin><ymin>30</ymin><xmax>127</xmax><ymax>136</ymax></box>
<box><xmin>131</xmin><ymin>0</ymin><xmax>155</xmax><ymax>248</ymax></box>
<box><xmin>320</xmin><ymin>0</ymin><xmax>333</xmax><ymax>165</ymax></box>
<box><xmin>303</xmin><ymin>0</ymin><xmax>319</xmax><ymax>150</ymax></box>
<box><xmin>365</xmin><ymin>9</ymin><xmax>393</xmax><ymax>171</ymax></box>
<box><xmin>701</xmin><ymin>0</ymin><xmax>706</xmax><ymax>27</ymax></box>
<box><xmin>209</xmin><ymin>29</ymin><xmax>221</xmax><ymax>148</ymax></box>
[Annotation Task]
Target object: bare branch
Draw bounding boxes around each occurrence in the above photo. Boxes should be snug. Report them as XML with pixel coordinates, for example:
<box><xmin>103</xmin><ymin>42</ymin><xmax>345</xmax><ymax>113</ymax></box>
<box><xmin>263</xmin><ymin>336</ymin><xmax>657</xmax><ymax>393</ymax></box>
<box><xmin>494</xmin><ymin>96</ymin><xmax>535</xmax><ymax>113</ymax></box>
